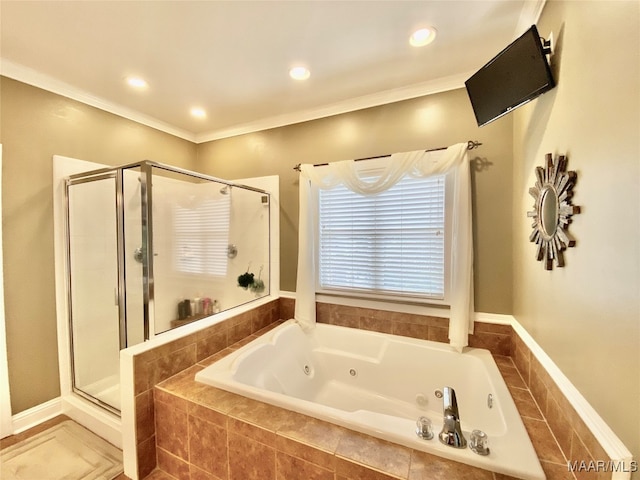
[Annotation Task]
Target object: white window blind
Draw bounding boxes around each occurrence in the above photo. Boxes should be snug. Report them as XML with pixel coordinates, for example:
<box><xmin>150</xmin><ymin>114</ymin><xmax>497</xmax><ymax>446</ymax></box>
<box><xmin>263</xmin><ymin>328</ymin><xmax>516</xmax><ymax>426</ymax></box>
<box><xmin>174</xmin><ymin>196</ymin><xmax>230</xmax><ymax>276</ymax></box>
<box><xmin>318</xmin><ymin>174</ymin><xmax>446</xmax><ymax>299</ymax></box>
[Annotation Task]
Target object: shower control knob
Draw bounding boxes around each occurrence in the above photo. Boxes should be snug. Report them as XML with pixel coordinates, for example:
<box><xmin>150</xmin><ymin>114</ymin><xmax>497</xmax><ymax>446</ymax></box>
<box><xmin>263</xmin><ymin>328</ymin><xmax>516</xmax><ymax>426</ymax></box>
<box><xmin>416</xmin><ymin>416</ymin><xmax>434</xmax><ymax>440</ymax></box>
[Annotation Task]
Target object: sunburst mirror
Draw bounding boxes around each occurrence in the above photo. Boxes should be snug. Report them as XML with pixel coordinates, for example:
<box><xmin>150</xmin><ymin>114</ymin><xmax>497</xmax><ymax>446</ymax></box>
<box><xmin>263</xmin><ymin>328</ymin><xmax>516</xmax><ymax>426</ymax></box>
<box><xmin>527</xmin><ymin>153</ymin><xmax>580</xmax><ymax>270</ymax></box>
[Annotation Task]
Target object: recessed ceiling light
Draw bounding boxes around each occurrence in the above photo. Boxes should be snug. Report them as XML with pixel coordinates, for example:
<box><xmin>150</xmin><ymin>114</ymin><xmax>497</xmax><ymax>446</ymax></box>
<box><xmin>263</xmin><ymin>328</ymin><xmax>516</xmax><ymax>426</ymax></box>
<box><xmin>126</xmin><ymin>76</ymin><xmax>148</xmax><ymax>89</ymax></box>
<box><xmin>410</xmin><ymin>27</ymin><xmax>437</xmax><ymax>47</ymax></box>
<box><xmin>190</xmin><ymin>107</ymin><xmax>206</xmax><ymax>118</ymax></box>
<box><xmin>289</xmin><ymin>66</ymin><xmax>311</xmax><ymax>81</ymax></box>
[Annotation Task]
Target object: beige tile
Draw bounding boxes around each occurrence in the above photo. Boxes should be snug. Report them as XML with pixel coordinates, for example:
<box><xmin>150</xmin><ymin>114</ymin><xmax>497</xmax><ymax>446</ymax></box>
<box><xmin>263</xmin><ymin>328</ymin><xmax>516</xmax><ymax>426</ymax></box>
<box><xmin>408</xmin><ymin>450</ymin><xmax>493</xmax><ymax>480</ymax></box>
<box><xmin>275</xmin><ymin>414</ymin><xmax>346</xmax><ymax>455</ymax></box>
<box><xmin>254</xmin><ymin>320</ymin><xmax>284</xmax><ymax>337</ymax></box>
<box><xmin>228</xmin><ymin>398</ymin><xmax>305</xmax><ymax>435</ymax></box>
<box><xmin>149</xmin><ymin>344</ymin><xmax>198</xmax><ymax>386</ymax></box>
<box><xmin>189</xmin><ymin>415</ymin><xmax>228</xmax><ymax>479</ymax></box>
<box><xmin>334</xmin><ymin>457</ymin><xmax>402</xmax><ymax>480</ymax></box>
<box><xmin>198</xmin><ymin>348</ymin><xmax>236</xmax><ymax>367</ymax></box>
<box><xmin>157</xmin><ymin>364</ymin><xmax>205</xmax><ymax>392</ymax></box>
<box><xmin>360</xmin><ymin>315</ymin><xmax>393</xmax><ymax>334</ymax></box>
<box><xmin>427</xmin><ymin>325</ymin><xmax>449</xmax><ymax>343</ymax></box>
<box><xmin>142</xmin><ymin>469</ymin><xmax>175</xmax><ymax>480</ymax></box>
<box><xmin>468</xmin><ymin>331</ymin><xmax>511</xmax><ymax>356</ymax></box>
<box><xmin>569</xmin><ymin>432</ymin><xmax>611</xmax><ymax>480</ymax></box>
<box><xmin>134</xmin><ymin>357</ymin><xmax>151</xmax><ymax>395</ymax></box>
<box><xmin>253</xmin><ymin>303</ymin><xmax>278</xmax><ymax>332</ymax></box>
<box><xmin>190</xmin><ymin>464</ymin><xmax>225</xmax><ymax>480</ymax></box>
<box><xmin>499</xmin><ymin>364</ymin><xmax>527</xmax><ymax>390</ymax></box>
<box><xmin>513</xmin><ymin>335</ymin><xmax>531</xmax><ymax>386</ymax></box>
<box><xmin>275</xmin><ymin>452</ymin><xmax>334</xmax><ymax>480</ymax></box>
<box><xmin>196</xmin><ymin>329</ymin><xmax>227</xmax><ymax>362</ymax></box>
<box><xmin>157</xmin><ymin>447</ymin><xmax>190</xmax><ymax>480</ymax></box>
<box><xmin>228</xmin><ymin>416</ymin><xmax>277</xmax><ymax>446</ymax></box>
<box><xmin>155</xmin><ymin>399</ymin><xmax>189</xmax><ymax>460</ymax></box>
<box><xmin>571</xmin><ymin>418</ymin><xmax>611</xmax><ymax>467</ymax></box>
<box><xmin>529</xmin><ymin>368</ymin><xmax>549</xmax><ymax>414</ymax></box>
<box><xmin>279</xmin><ymin>297</ymin><xmax>295</xmax><ymax>320</ymax></box>
<box><xmin>227</xmin><ymin>316</ymin><xmax>253</xmax><ymax>345</ymax></box>
<box><xmin>545</xmin><ymin>394</ymin><xmax>573</xmax><ymax>456</ymax></box>
<box><xmin>473</xmin><ymin>322</ymin><xmax>513</xmax><ymax>335</ymax></box>
<box><xmin>154</xmin><ymin>387</ymin><xmax>189</xmax><ymax>412</ymax></box>
<box><xmin>137</xmin><ymin>434</ymin><xmax>157</xmax><ymax>479</ymax></box>
<box><xmin>135</xmin><ymin>392</ymin><xmax>155</xmax><ymax>447</ymax></box>
<box><xmin>541</xmin><ymin>461</ymin><xmax>577</xmax><ymax>480</ymax></box>
<box><xmin>335</xmin><ymin>430</ymin><xmax>410</xmax><ymax>479</ymax></box>
<box><xmin>510</xmin><ymin>387</ymin><xmax>544</xmax><ymax>420</ymax></box>
<box><xmin>315</xmin><ymin>302</ymin><xmax>332</xmax><ymax>324</ymax></box>
<box><xmin>494</xmin><ymin>473</ymin><xmax>521</xmax><ymax>480</ymax></box>
<box><xmin>392</xmin><ymin>321</ymin><xmax>428</xmax><ymax>341</ymax></box>
<box><xmin>425</xmin><ymin>315</ymin><xmax>449</xmax><ymax>328</ymax></box>
<box><xmin>522</xmin><ymin>417</ymin><xmax>566</xmax><ymax>464</ymax></box>
<box><xmin>228</xmin><ymin>431</ymin><xmax>276</xmax><ymax>480</ymax></box>
<box><xmin>189</xmin><ymin>401</ymin><xmax>227</xmax><ymax>427</ymax></box>
<box><xmin>492</xmin><ymin>354</ymin><xmax>514</xmax><ymax>369</ymax></box>
<box><xmin>331</xmin><ymin>311</ymin><xmax>360</xmax><ymax>328</ymax></box>
<box><xmin>275</xmin><ymin>435</ymin><xmax>336</xmax><ymax>472</ymax></box>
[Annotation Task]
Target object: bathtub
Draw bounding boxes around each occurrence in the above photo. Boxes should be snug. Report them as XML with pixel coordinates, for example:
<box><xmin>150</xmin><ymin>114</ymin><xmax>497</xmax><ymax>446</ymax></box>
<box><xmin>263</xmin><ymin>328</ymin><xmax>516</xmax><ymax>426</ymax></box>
<box><xmin>195</xmin><ymin>319</ymin><xmax>545</xmax><ymax>480</ymax></box>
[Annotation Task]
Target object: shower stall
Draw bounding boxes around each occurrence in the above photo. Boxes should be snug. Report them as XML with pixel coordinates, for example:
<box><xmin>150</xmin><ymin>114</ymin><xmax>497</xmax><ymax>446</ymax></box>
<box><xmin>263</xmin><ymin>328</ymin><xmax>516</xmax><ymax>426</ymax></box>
<box><xmin>59</xmin><ymin>160</ymin><xmax>271</xmax><ymax>416</ymax></box>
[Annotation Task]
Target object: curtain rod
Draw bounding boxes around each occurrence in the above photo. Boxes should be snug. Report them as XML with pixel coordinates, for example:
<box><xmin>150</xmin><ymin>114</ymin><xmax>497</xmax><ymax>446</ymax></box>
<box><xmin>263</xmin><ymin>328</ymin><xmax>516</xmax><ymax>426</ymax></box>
<box><xmin>293</xmin><ymin>140</ymin><xmax>482</xmax><ymax>172</ymax></box>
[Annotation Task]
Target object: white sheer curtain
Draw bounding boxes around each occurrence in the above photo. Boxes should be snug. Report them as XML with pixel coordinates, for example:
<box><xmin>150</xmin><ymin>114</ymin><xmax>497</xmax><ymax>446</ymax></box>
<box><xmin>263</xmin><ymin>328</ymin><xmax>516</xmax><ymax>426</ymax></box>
<box><xmin>295</xmin><ymin>142</ymin><xmax>474</xmax><ymax>351</ymax></box>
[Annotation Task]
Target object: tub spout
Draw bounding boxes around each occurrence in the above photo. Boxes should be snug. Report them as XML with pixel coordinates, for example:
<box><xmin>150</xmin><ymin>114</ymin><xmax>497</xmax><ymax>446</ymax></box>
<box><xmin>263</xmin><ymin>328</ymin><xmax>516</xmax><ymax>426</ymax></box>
<box><xmin>438</xmin><ymin>386</ymin><xmax>467</xmax><ymax>448</ymax></box>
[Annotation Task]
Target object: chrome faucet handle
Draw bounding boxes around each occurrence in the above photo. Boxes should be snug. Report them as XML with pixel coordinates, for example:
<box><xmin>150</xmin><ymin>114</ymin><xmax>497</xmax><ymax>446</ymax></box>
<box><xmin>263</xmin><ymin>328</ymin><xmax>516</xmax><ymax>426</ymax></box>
<box><xmin>416</xmin><ymin>416</ymin><xmax>434</xmax><ymax>440</ymax></box>
<box><xmin>438</xmin><ymin>386</ymin><xmax>467</xmax><ymax>448</ymax></box>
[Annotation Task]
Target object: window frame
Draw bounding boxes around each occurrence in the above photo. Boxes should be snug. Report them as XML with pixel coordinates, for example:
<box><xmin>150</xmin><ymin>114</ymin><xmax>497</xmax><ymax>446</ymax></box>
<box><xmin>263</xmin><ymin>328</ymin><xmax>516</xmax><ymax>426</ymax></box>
<box><xmin>313</xmin><ymin>158</ymin><xmax>455</xmax><ymax>306</ymax></box>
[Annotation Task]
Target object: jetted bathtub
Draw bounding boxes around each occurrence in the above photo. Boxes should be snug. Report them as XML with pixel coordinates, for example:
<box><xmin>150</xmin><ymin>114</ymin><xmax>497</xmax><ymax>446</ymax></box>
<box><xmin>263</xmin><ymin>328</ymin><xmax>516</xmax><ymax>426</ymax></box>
<box><xmin>195</xmin><ymin>319</ymin><xmax>545</xmax><ymax>479</ymax></box>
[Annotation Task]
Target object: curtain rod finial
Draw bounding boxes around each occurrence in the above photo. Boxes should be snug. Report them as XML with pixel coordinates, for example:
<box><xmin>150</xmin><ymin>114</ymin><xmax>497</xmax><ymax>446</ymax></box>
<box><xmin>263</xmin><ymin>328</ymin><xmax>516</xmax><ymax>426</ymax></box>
<box><xmin>467</xmin><ymin>140</ymin><xmax>482</xmax><ymax>150</ymax></box>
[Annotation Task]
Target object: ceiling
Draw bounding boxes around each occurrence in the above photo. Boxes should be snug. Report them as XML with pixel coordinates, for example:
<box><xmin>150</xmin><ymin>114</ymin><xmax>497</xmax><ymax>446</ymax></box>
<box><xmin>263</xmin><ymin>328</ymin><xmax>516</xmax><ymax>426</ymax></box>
<box><xmin>0</xmin><ymin>1</ymin><xmax>544</xmax><ymax>143</ymax></box>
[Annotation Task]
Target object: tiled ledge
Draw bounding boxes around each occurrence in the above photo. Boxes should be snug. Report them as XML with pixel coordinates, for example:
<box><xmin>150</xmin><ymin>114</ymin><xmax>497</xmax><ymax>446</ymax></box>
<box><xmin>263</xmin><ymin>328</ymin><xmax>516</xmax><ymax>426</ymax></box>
<box><xmin>152</xmin><ymin>350</ymin><xmax>511</xmax><ymax>480</ymax></box>
<box><xmin>133</xmin><ymin>297</ymin><xmax>620</xmax><ymax>480</ymax></box>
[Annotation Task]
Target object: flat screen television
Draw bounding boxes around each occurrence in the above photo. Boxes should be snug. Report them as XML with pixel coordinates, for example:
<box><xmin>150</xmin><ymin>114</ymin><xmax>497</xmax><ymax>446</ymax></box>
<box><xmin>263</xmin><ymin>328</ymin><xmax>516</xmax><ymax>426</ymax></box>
<box><xmin>465</xmin><ymin>25</ymin><xmax>555</xmax><ymax>127</ymax></box>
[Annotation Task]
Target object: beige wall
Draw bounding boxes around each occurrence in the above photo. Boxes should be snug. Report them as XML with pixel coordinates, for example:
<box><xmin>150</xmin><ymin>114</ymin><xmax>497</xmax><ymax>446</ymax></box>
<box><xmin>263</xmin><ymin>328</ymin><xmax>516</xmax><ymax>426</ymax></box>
<box><xmin>513</xmin><ymin>0</ymin><xmax>640</xmax><ymax>466</ymax></box>
<box><xmin>197</xmin><ymin>88</ymin><xmax>515</xmax><ymax>313</ymax></box>
<box><xmin>0</xmin><ymin>77</ymin><xmax>197</xmax><ymax>413</ymax></box>
<box><xmin>2</xmin><ymin>77</ymin><xmax>515</xmax><ymax>416</ymax></box>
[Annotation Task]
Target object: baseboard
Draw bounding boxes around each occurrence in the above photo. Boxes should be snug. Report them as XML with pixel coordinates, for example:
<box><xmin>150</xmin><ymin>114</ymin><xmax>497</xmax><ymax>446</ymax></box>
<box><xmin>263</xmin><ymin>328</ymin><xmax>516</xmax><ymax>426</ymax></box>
<box><xmin>11</xmin><ymin>397</ymin><xmax>63</xmax><ymax>434</ymax></box>
<box><xmin>510</xmin><ymin>319</ymin><xmax>634</xmax><ymax>475</ymax></box>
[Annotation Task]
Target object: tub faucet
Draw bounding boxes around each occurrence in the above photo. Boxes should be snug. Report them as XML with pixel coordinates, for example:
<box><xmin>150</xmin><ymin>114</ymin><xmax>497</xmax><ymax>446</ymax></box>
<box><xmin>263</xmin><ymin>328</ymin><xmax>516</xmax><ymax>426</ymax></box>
<box><xmin>438</xmin><ymin>386</ymin><xmax>467</xmax><ymax>448</ymax></box>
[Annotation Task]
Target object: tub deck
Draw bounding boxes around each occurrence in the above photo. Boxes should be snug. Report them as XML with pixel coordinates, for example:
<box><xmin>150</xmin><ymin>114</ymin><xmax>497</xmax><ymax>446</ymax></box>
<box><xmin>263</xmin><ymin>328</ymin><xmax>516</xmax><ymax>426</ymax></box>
<box><xmin>194</xmin><ymin>320</ymin><xmax>545</xmax><ymax>479</ymax></box>
<box><xmin>156</xmin><ymin>362</ymin><xmax>518</xmax><ymax>480</ymax></box>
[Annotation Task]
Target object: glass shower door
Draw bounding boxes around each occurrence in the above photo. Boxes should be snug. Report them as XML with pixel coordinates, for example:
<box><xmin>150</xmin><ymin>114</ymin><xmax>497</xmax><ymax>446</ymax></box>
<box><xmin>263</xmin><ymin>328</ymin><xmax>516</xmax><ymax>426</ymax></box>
<box><xmin>66</xmin><ymin>174</ymin><xmax>121</xmax><ymax>413</ymax></box>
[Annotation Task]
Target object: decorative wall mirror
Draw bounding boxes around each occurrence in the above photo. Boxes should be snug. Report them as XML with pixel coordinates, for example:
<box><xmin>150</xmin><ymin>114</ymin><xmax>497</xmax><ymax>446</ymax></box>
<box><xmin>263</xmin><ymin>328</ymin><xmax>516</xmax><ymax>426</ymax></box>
<box><xmin>527</xmin><ymin>153</ymin><xmax>580</xmax><ymax>270</ymax></box>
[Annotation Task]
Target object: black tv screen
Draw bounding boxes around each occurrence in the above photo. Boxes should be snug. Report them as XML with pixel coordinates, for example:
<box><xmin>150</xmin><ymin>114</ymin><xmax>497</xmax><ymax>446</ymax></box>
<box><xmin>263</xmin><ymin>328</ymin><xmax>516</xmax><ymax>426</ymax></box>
<box><xmin>465</xmin><ymin>25</ymin><xmax>555</xmax><ymax>127</ymax></box>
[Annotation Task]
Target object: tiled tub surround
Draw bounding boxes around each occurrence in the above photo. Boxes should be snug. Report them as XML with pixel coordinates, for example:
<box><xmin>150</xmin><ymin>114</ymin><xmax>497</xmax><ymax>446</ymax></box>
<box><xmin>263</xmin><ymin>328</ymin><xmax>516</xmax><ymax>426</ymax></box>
<box><xmin>132</xmin><ymin>299</ymin><xmax>281</xmax><ymax>479</ymax></box>
<box><xmin>194</xmin><ymin>320</ymin><xmax>543</xmax><ymax>478</ymax></box>
<box><xmin>132</xmin><ymin>298</ymin><xmax>624</xmax><ymax>480</ymax></box>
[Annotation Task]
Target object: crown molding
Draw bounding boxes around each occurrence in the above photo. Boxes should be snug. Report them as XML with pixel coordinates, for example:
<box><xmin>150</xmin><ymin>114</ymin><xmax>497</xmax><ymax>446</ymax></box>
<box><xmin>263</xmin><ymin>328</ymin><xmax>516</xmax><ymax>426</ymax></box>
<box><xmin>2</xmin><ymin>58</ymin><xmax>469</xmax><ymax>145</ymax></box>
<box><xmin>1</xmin><ymin>59</ymin><xmax>197</xmax><ymax>142</ymax></box>
<box><xmin>514</xmin><ymin>0</ymin><xmax>547</xmax><ymax>37</ymax></box>
<box><xmin>195</xmin><ymin>72</ymin><xmax>471</xmax><ymax>143</ymax></box>
<box><xmin>1</xmin><ymin>4</ymin><xmax>545</xmax><ymax>146</ymax></box>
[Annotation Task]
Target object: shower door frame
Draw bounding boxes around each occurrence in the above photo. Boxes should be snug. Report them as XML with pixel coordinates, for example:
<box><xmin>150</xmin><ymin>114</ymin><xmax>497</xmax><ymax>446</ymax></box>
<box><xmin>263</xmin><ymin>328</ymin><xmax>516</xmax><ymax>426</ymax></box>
<box><xmin>64</xmin><ymin>160</ymin><xmax>269</xmax><ymax>414</ymax></box>
<box><xmin>64</xmin><ymin>171</ymin><xmax>124</xmax><ymax>415</ymax></box>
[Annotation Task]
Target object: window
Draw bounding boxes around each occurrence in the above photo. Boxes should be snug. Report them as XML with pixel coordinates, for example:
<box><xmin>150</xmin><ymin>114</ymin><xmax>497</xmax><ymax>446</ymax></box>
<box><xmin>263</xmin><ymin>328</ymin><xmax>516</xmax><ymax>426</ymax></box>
<box><xmin>317</xmin><ymin>171</ymin><xmax>450</xmax><ymax>302</ymax></box>
<box><xmin>174</xmin><ymin>196</ymin><xmax>230</xmax><ymax>276</ymax></box>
